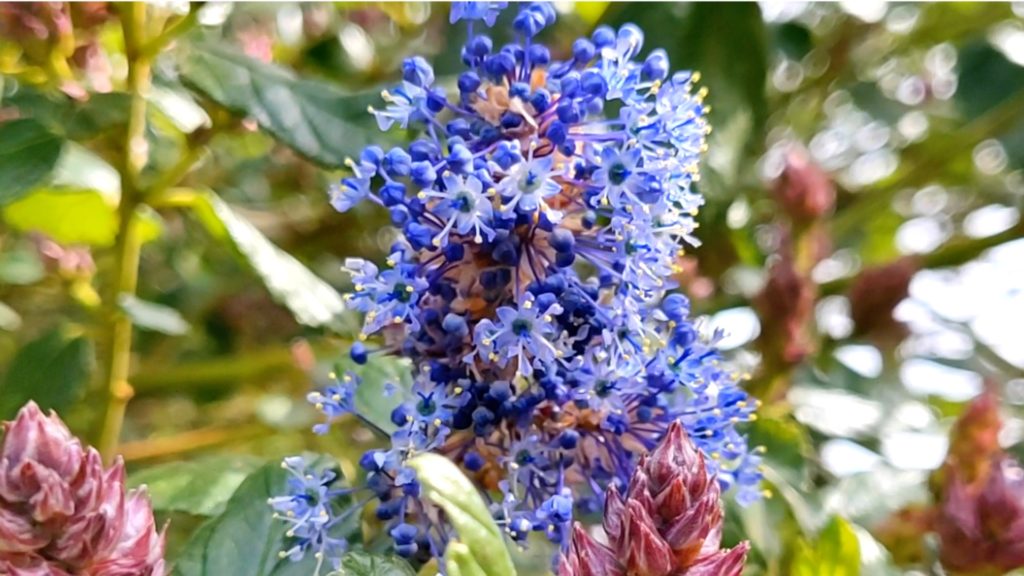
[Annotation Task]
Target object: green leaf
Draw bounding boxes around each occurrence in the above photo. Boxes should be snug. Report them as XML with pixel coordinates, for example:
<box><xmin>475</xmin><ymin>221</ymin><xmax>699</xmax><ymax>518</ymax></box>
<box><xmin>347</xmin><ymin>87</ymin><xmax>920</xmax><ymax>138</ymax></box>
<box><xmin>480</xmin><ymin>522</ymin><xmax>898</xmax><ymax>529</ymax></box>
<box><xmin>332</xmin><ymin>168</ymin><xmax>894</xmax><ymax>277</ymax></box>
<box><xmin>0</xmin><ymin>118</ymin><xmax>64</xmax><ymax>206</ymax></box>
<box><xmin>128</xmin><ymin>455</ymin><xmax>263</xmax><ymax>517</ymax></box>
<box><xmin>3</xmin><ymin>188</ymin><xmax>118</xmax><ymax>246</ymax></box>
<box><xmin>444</xmin><ymin>542</ymin><xmax>488</xmax><ymax>576</ymax></box>
<box><xmin>0</xmin><ymin>327</ymin><xmax>92</xmax><ymax>420</ymax></box>
<box><xmin>792</xmin><ymin>516</ymin><xmax>861</xmax><ymax>576</ymax></box>
<box><xmin>407</xmin><ymin>453</ymin><xmax>515</xmax><ymax>576</ymax></box>
<box><xmin>0</xmin><ymin>247</ymin><xmax>45</xmax><ymax>286</ymax></box>
<box><xmin>337</xmin><ymin>550</ymin><xmax>416</xmax><ymax>576</ymax></box>
<box><xmin>179</xmin><ymin>43</ymin><xmax>377</xmax><ymax>167</ymax></box>
<box><xmin>188</xmin><ymin>191</ymin><xmax>354</xmax><ymax>331</ymax></box>
<box><xmin>119</xmin><ymin>294</ymin><xmax>191</xmax><ymax>336</ymax></box>
<box><xmin>171</xmin><ymin>459</ymin><xmax>360</xmax><ymax>576</ymax></box>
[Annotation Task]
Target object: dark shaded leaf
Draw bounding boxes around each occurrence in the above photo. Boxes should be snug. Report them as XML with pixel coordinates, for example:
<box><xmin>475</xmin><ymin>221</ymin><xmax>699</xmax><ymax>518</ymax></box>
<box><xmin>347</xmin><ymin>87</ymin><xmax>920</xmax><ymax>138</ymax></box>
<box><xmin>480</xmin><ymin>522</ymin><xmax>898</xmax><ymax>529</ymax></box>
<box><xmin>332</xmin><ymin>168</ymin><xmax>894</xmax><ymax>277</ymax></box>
<box><xmin>338</xmin><ymin>550</ymin><xmax>416</xmax><ymax>576</ymax></box>
<box><xmin>0</xmin><ymin>327</ymin><xmax>92</xmax><ymax>420</ymax></box>
<box><xmin>0</xmin><ymin>118</ymin><xmax>64</xmax><ymax>206</ymax></box>
<box><xmin>179</xmin><ymin>43</ymin><xmax>377</xmax><ymax>167</ymax></box>
<box><xmin>128</xmin><ymin>455</ymin><xmax>263</xmax><ymax>517</ymax></box>
<box><xmin>171</xmin><ymin>459</ymin><xmax>359</xmax><ymax>576</ymax></box>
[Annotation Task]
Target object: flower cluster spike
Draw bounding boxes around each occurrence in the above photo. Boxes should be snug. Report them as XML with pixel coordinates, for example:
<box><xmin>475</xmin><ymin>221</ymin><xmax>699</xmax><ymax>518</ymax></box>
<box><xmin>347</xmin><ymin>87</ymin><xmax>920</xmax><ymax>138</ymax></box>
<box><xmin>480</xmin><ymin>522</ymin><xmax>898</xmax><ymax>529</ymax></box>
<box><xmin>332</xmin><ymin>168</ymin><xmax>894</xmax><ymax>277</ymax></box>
<box><xmin>560</xmin><ymin>422</ymin><xmax>748</xmax><ymax>576</ymax></box>
<box><xmin>276</xmin><ymin>1</ymin><xmax>762</xmax><ymax>567</ymax></box>
<box><xmin>0</xmin><ymin>402</ymin><xmax>165</xmax><ymax>575</ymax></box>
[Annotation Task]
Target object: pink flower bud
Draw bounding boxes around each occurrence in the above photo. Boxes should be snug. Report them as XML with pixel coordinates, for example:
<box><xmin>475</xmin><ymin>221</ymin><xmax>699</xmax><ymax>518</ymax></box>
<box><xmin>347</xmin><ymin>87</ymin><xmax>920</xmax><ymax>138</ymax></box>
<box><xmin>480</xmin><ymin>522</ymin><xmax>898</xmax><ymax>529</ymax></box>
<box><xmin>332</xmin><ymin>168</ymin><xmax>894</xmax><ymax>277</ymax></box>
<box><xmin>0</xmin><ymin>508</ymin><xmax>47</xmax><ymax>554</ymax></box>
<box><xmin>938</xmin><ymin>456</ymin><xmax>1024</xmax><ymax>573</ymax></box>
<box><xmin>558</xmin><ymin>524</ymin><xmax>623</xmax><ymax>576</ymax></box>
<box><xmin>0</xmin><ymin>555</ymin><xmax>72</xmax><ymax>576</ymax></box>
<box><xmin>82</xmin><ymin>489</ymin><xmax>166</xmax><ymax>576</ymax></box>
<box><xmin>561</xmin><ymin>421</ymin><xmax>748</xmax><ymax>575</ymax></box>
<box><xmin>0</xmin><ymin>403</ymin><xmax>165</xmax><ymax>574</ymax></box>
<box><xmin>772</xmin><ymin>144</ymin><xmax>835</xmax><ymax>223</ymax></box>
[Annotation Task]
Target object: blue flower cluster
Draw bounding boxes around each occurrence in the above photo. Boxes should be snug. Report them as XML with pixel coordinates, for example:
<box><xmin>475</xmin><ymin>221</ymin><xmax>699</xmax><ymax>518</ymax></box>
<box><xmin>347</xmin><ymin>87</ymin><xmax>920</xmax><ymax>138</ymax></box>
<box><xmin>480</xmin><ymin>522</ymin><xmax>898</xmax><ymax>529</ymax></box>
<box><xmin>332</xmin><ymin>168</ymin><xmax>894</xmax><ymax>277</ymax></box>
<box><xmin>278</xmin><ymin>1</ymin><xmax>763</xmax><ymax>567</ymax></box>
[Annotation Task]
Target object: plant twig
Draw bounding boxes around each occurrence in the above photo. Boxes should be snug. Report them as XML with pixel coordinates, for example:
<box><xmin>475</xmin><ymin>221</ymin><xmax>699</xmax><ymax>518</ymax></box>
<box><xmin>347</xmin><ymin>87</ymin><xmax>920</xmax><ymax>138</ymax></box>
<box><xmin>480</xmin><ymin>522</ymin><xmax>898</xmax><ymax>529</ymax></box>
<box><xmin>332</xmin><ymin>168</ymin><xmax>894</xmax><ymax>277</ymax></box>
<box><xmin>97</xmin><ymin>2</ymin><xmax>152</xmax><ymax>463</ymax></box>
<box><xmin>119</xmin><ymin>423</ymin><xmax>273</xmax><ymax>463</ymax></box>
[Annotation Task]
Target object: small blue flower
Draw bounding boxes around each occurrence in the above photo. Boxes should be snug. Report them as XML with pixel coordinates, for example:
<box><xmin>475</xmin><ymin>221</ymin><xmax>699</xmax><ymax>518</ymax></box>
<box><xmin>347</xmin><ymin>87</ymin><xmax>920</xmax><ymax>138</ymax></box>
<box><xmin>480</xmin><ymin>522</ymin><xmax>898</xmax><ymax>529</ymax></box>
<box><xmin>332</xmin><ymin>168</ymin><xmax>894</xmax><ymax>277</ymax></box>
<box><xmin>449</xmin><ymin>1</ymin><xmax>508</xmax><ymax>27</ymax></box>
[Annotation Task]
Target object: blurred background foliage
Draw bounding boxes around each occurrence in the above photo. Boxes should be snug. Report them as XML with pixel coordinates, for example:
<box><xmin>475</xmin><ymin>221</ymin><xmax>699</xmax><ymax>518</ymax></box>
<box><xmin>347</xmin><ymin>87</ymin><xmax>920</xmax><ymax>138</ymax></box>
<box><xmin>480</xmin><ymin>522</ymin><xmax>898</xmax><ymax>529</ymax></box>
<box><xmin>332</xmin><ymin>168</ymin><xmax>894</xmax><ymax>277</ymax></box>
<box><xmin>1</xmin><ymin>2</ymin><xmax>1023</xmax><ymax>574</ymax></box>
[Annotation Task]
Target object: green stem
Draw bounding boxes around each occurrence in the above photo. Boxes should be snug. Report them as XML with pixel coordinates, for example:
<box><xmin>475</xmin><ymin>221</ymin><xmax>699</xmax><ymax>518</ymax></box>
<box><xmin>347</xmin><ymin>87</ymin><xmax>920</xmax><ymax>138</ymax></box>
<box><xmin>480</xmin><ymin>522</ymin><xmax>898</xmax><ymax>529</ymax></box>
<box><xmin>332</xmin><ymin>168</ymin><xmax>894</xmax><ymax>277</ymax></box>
<box><xmin>97</xmin><ymin>2</ymin><xmax>152</xmax><ymax>463</ymax></box>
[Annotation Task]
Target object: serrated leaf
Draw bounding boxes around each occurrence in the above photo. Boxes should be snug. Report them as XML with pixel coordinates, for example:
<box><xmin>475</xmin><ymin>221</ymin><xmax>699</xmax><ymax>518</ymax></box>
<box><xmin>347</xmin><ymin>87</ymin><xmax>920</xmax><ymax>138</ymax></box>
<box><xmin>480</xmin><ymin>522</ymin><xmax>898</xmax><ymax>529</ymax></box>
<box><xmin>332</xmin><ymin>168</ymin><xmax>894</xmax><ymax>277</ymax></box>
<box><xmin>337</xmin><ymin>550</ymin><xmax>416</xmax><ymax>576</ymax></box>
<box><xmin>128</xmin><ymin>455</ymin><xmax>263</xmax><ymax>517</ymax></box>
<box><xmin>171</xmin><ymin>459</ymin><xmax>358</xmax><ymax>576</ymax></box>
<box><xmin>0</xmin><ymin>327</ymin><xmax>92</xmax><ymax>420</ymax></box>
<box><xmin>408</xmin><ymin>453</ymin><xmax>515</xmax><ymax>576</ymax></box>
<box><xmin>187</xmin><ymin>191</ymin><xmax>354</xmax><ymax>331</ymax></box>
<box><xmin>119</xmin><ymin>294</ymin><xmax>191</xmax><ymax>336</ymax></box>
<box><xmin>0</xmin><ymin>118</ymin><xmax>64</xmax><ymax>205</ymax></box>
<box><xmin>179</xmin><ymin>42</ymin><xmax>376</xmax><ymax>167</ymax></box>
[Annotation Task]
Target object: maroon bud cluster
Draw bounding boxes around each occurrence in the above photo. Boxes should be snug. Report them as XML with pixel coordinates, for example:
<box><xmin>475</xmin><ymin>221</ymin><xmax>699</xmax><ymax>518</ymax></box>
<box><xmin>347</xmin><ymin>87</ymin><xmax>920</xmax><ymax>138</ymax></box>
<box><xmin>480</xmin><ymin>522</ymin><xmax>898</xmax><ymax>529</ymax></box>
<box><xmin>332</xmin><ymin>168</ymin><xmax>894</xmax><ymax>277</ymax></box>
<box><xmin>559</xmin><ymin>422</ymin><xmax>748</xmax><ymax>576</ymax></box>
<box><xmin>937</xmin><ymin>455</ymin><xmax>1024</xmax><ymax>574</ymax></box>
<box><xmin>0</xmin><ymin>402</ymin><xmax>164</xmax><ymax>575</ymax></box>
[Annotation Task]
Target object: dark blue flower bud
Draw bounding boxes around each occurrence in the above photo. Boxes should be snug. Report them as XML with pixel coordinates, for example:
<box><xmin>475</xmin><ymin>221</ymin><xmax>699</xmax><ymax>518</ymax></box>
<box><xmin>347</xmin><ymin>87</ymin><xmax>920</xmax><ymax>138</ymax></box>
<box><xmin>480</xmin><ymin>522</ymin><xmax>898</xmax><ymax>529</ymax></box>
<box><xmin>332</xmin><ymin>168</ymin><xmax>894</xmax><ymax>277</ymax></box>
<box><xmin>546</xmin><ymin>120</ymin><xmax>568</xmax><ymax>144</ymax></box>
<box><xmin>383</xmin><ymin>147</ymin><xmax>412</xmax><ymax>177</ymax></box>
<box><xmin>528</xmin><ymin>44</ymin><xmax>550</xmax><ymax>66</ymax></box>
<box><xmin>662</xmin><ymin>293</ymin><xmax>691</xmax><ymax>321</ymax></box>
<box><xmin>360</xmin><ymin>145</ymin><xmax>384</xmax><ymax>167</ymax></box>
<box><xmin>390</xmin><ymin>404</ymin><xmax>412</xmax><ymax>428</ymax></box>
<box><xmin>409</xmin><ymin>139</ymin><xmax>437</xmax><ymax>162</ymax></box>
<box><xmin>463</xmin><ymin>451</ymin><xmax>485</xmax><ymax>471</ymax></box>
<box><xmin>493</xmin><ymin>241</ymin><xmax>518</xmax><ymax>266</ymax></box>
<box><xmin>559</xmin><ymin>72</ymin><xmax>581</xmax><ymax>98</ymax></box>
<box><xmin>572</xmin><ymin>38</ymin><xmax>595</xmax><ymax>63</ymax></box>
<box><xmin>359</xmin><ymin>449</ymin><xmax>383</xmax><ymax>471</ymax></box>
<box><xmin>592</xmin><ymin>25</ymin><xmax>615</xmax><ymax>48</ymax></box>
<box><xmin>391</xmin><ymin>523</ymin><xmax>418</xmax><ymax>545</ymax></box>
<box><xmin>510</xmin><ymin>81</ymin><xmax>531</xmax><ymax>99</ymax></box>
<box><xmin>579</xmin><ymin>70</ymin><xmax>606</xmax><ymax>96</ymax></box>
<box><xmin>442</xmin><ymin>313</ymin><xmax>469</xmax><ymax>337</ymax></box>
<box><xmin>389</xmin><ymin>205</ymin><xmax>410</xmax><ymax>226</ymax></box>
<box><xmin>484</xmin><ymin>52</ymin><xmax>515</xmax><ymax>78</ymax></box>
<box><xmin>410</xmin><ymin>161</ymin><xmax>437</xmax><ymax>188</ymax></box>
<box><xmin>558</xmin><ymin>429</ymin><xmax>580</xmax><ymax>449</ymax></box>
<box><xmin>548</xmin><ymin>227</ymin><xmax>575</xmax><ymax>253</ymax></box>
<box><xmin>401</xmin><ymin>55</ymin><xmax>434</xmax><ymax>87</ymax></box>
<box><xmin>447</xmin><ymin>144</ymin><xmax>473</xmax><ymax>173</ymax></box>
<box><xmin>642</xmin><ymin>49</ymin><xmax>670</xmax><ymax>81</ymax></box>
<box><xmin>426</xmin><ymin>88</ymin><xmax>447</xmax><ymax>113</ymax></box>
<box><xmin>466</xmin><ymin>34</ymin><xmax>493</xmax><ymax>57</ymax></box>
<box><xmin>380</xmin><ymin>181</ymin><xmax>406</xmax><ymax>207</ymax></box>
<box><xmin>530</xmin><ymin>88</ymin><xmax>552</xmax><ymax>113</ymax></box>
<box><xmin>443</xmin><ymin>242</ymin><xmax>464</xmax><ymax>261</ymax></box>
<box><xmin>458</xmin><ymin>71</ymin><xmax>482</xmax><ymax>94</ymax></box>
<box><xmin>500</xmin><ymin>111</ymin><xmax>523</xmax><ymax>129</ymax></box>
<box><xmin>350</xmin><ymin>342</ymin><xmax>368</xmax><ymax>365</ymax></box>
<box><xmin>513</xmin><ymin>8</ymin><xmax>546</xmax><ymax>36</ymax></box>
<box><xmin>556</xmin><ymin>102</ymin><xmax>581</xmax><ymax>124</ymax></box>
<box><xmin>404</xmin><ymin>222</ymin><xmax>434</xmax><ymax>250</ymax></box>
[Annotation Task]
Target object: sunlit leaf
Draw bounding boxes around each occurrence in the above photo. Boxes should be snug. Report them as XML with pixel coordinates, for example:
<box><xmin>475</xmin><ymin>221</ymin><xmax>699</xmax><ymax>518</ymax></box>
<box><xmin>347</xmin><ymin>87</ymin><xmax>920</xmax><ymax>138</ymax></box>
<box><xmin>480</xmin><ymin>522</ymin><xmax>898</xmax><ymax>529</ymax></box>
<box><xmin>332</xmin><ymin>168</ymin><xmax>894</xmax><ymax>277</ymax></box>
<box><xmin>791</xmin><ymin>516</ymin><xmax>861</xmax><ymax>576</ymax></box>
<box><xmin>408</xmin><ymin>453</ymin><xmax>515</xmax><ymax>576</ymax></box>
<box><xmin>119</xmin><ymin>294</ymin><xmax>192</xmax><ymax>336</ymax></box>
<box><xmin>187</xmin><ymin>191</ymin><xmax>355</xmax><ymax>332</ymax></box>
